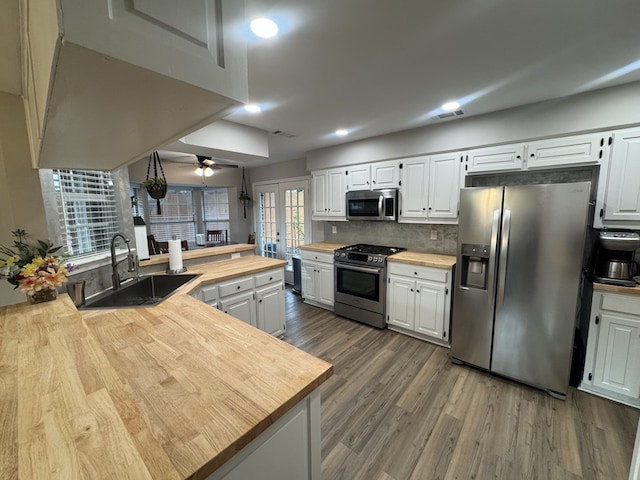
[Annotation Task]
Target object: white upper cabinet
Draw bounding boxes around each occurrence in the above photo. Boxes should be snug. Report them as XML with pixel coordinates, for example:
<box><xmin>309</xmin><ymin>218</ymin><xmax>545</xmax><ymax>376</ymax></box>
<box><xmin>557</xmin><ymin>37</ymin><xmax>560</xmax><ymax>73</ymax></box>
<box><xmin>21</xmin><ymin>0</ymin><xmax>247</xmax><ymax>170</ymax></box>
<box><xmin>602</xmin><ymin>127</ymin><xmax>640</xmax><ymax>224</ymax></box>
<box><xmin>465</xmin><ymin>144</ymin><xmax>525</xmax><ymax>174</ymax></box>
<box><xmin>346</xmin><ymin>165</ymin><xmax>371</xmax><ymax>191</ymax></box>
<box><xmin>526</xmin><ymin>133</ymin><xmax>608</xmax><ymax>169</ymax></box>
<box><xmin>346</xmin><ymin>160</ymin><xmax>400</xmax><ymax>191</ymax></box>
<box><xmin>399</xmin><ymin>157</ymin><xmax>429</xmax><ymax>220</ymax></box>
<box><xmin>399</xmin><ymin>154</ymin><xmax>460</xmax><ymax>224</ymax></box>
<box><xmin>427</xmin><ymin>152</ymin><xmax>460</xmax><ymax>220</ymax></box>
<box><xmin>371</xmin><ymin>160</ymin><xmax>401</xmax><ymax>189</ymax></box>
<box><xmin>311</xmin><ymin>168</ymin><xmax>347</xmax><ymax>220</ymax></box>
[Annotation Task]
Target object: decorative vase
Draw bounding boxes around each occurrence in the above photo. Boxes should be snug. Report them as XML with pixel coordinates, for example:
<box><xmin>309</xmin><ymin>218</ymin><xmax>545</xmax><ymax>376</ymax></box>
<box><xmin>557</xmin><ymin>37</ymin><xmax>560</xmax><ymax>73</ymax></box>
<box><xmin>27</xmin><ymin>288</ymin><xmax>58</xmax><ymax>304</ymax></box>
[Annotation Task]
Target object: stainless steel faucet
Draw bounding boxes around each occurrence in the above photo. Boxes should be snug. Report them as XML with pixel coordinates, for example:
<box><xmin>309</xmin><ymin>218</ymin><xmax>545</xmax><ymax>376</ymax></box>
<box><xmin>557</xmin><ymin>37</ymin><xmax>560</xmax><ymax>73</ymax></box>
<box><xmin>110</xmin><ymin>233</ymin><xmax>139</xmax><ymax>290</ymax></box>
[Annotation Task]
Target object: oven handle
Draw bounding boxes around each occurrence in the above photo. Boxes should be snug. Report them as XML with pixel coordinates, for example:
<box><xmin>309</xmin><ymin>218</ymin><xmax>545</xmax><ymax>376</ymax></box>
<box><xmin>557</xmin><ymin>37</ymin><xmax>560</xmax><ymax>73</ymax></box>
<box><xmin>335</xmin><ymin>263</ymin><xmax>384</xmax><ymax>275</ymax></box>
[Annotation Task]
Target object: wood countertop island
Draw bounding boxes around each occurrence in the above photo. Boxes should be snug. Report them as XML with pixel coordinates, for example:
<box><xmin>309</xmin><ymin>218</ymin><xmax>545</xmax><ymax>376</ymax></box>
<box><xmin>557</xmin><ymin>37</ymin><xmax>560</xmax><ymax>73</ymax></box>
<box><xmin>0</xmin><ymin>256</ymin><xmax>333</xmax><ymax>479</ymax></box>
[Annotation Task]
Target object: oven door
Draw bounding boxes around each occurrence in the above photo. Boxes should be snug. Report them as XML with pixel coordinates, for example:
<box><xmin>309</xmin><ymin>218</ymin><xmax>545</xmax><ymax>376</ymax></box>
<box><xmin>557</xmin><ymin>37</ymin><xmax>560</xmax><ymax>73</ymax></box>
<box><xmin>334</xmin><ymin>262</ymin><xmax>385</xmax><ymax>314</ymax></box>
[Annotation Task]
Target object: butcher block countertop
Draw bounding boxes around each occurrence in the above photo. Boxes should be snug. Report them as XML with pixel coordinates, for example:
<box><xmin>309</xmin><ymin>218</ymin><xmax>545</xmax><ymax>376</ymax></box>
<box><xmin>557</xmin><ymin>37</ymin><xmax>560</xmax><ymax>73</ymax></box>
<box><xmin>594</xmin><ymin>282</ymin><xmax>640</xmax><ymax>296</ymax></box>
<box><xmin>140</xmin><ymin>243</ymin><xmax>256</xmax><ymax>267</ymax></box>
<box><xmin>388</xmin><ymin>251</ymin><xmax>456</xmax><ymax>269</ymax></box>
<box><xmin>0</xmin><ymin>256</ymin><xmax>333</xmax><ymax>480</ymax></box>
<box><xmin>299</xmin><ymin>242</ymin><xmax>347</xmax><ymax>254</ymax></box>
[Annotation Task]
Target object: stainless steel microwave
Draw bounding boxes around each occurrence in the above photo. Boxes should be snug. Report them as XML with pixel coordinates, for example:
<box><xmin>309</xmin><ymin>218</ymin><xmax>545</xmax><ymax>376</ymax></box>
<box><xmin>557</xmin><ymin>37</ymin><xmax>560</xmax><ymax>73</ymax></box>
<box><xmin>346</xmin><ymin>189</ymin><xmax>398</xmax><ymax>221</ymax></box>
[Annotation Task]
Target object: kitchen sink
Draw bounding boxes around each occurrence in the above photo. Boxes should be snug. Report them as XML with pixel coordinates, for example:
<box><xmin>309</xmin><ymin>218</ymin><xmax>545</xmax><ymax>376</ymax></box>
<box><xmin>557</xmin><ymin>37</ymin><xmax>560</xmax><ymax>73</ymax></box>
<box><xmin>81</xmin><ymin>274</ymin><xmax>200</xmax><ymax>309</ymax></box>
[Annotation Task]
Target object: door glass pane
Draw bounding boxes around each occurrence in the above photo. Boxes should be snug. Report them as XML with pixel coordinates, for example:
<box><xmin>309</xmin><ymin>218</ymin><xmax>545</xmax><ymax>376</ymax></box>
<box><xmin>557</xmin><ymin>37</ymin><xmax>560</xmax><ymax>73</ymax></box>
<box><xmin>283</xmin><ymin>188</ymin><xmax>305</xmax><ymax>267</ymax></box>
<box><xmin>259</xmin><ymin>191</ymin><xmax>278</xmax><ymax>258</ymax></box>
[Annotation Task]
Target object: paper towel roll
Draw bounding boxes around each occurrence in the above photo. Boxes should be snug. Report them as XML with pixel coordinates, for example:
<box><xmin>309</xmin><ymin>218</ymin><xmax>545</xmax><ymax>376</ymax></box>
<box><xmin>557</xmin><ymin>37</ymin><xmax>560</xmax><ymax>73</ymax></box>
<box><xmin>168</xmin><ymin>239</ymin><xmax>183</xmax><ymax>271</ymax></box>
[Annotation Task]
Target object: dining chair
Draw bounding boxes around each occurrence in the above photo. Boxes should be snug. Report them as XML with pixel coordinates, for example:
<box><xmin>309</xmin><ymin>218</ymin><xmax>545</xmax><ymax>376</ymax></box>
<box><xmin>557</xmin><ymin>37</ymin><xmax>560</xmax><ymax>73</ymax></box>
<box><xmin>206</xmin><ymin>229</ymin><xmax>228</xmax><ymax>245</ymax></box>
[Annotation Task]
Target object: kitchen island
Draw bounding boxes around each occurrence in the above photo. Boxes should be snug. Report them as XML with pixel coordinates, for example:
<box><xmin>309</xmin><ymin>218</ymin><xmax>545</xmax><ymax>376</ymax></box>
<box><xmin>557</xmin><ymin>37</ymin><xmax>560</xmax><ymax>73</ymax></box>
<box><xmin>0</xmin><ymin>256</ymin><xmax>333</xmax><ymax>479</ymax></box>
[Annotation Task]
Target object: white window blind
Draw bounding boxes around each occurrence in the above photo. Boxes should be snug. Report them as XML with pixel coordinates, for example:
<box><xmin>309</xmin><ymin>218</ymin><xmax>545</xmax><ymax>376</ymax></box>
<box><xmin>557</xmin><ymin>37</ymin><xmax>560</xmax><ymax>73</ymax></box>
<box><xmin>203</xmin><ymin>188</ymin><xmax>230</xmax><ymax>236</ymax></box>
<box><xmin>148</xmin><ymin>188</ymin><xmax>195</xmax><ymax>242</ymax></box>
<box><xmin>53</xmin><ymin>169</ymin><xmax>120</xmax><ymax>259</ymax></box>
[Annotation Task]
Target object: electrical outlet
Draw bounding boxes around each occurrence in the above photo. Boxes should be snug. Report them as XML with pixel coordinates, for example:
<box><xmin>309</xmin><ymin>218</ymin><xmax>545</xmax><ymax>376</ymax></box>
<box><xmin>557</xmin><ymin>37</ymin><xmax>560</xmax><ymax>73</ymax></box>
<box><xmin>332</xmin><ymin>226</ymin><xmax>337</xmax><ymax>234</ymax></box>
<box><xmin>430</xmin><ymin>229</ymin><xmax>437</xmax><ymax>240</ymax></box>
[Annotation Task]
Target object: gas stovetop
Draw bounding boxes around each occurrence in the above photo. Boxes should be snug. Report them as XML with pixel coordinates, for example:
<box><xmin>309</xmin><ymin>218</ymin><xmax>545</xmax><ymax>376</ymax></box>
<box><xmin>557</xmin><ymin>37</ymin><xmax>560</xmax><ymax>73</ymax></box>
<box><xmin>334</xmin><ymin>243</ymin><xmax>406</xmax><ymax>266</ymax></box>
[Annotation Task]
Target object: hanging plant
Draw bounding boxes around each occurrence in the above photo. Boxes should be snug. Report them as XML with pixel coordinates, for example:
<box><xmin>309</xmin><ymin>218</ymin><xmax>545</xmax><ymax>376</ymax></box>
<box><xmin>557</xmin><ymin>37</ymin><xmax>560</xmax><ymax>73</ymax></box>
<box><xmin>145</xmin><ymin>151</ymin><xmax>168</xmax><ymax>214</ymax></box>
<box><xmin>239</xmin><ymin>169</ymin><xmax>251</xmax><ymax>219</ymax></box>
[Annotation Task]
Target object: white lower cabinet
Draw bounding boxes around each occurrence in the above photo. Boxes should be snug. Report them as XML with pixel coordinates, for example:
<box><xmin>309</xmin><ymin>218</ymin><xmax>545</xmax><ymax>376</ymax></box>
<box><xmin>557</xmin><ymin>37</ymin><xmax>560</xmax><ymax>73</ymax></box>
<box><xmin>256</xmin><ymin>283</ymin><xmax>286</xmax><ymax>337</ymax></box>
<box><xmin>580</xmin><ymin>291</ymin><xmax>640</xmax><ymax>407</ymax></box>
<box><xmin>301</xmin><ymin>251</ymin><xmax>334</xmax><ymax>310</ymax></box>
<box><xmin>191</xmin><ymin>268</ymin><xmax>286</xmax><ymax>337</ymax></box>
<box><xmin>206</xmin><ymin>390</ymin><xmax>321</xmax><ymax>480</ymax></box>
<box><xmin>386</xmin><ymin>262</ymin><xmax>451</xmax><ymax>346</ymax></box>
<box><xmin>220</xmin><ymin>290</ymin><xmax>257</xmax><ymax>328</ymax></box>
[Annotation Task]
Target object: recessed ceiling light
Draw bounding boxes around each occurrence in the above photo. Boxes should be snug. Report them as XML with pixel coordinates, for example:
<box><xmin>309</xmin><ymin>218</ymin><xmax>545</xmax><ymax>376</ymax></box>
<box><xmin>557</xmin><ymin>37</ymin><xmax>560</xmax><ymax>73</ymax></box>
<box><xmin>250</xmin><ymin>18</ymin><xmax>279</xmax><ymax>38</ymax></box>
<box><xmin>335</xmin><ymin>129</ymin><xmax>349</xmax><ymax>137</ymax></box>
<box><xmin>244</xmin><ymin>104</ymin><xmax>262</xmax><ymax>113</ymax></box>
<box><xmin>442</xmin><ymin>101</ymin><xmax>461</xmax><ymax>111</ymax></box>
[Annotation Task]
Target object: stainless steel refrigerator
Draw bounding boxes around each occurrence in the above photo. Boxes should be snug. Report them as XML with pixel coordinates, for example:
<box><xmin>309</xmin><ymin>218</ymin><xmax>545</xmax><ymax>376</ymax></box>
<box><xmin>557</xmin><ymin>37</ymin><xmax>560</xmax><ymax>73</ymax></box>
<box><xmin>451</xmin><ymin>183</ymin><xmax>590</xmax><ymax>398</ymax></box>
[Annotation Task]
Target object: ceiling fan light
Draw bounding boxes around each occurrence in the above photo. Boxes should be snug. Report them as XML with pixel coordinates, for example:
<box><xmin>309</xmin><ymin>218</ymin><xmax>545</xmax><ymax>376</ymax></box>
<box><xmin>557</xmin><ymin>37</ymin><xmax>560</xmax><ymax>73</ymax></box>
<box><xmin>204</xmin><ymin>167</ymin><xmax>214</xmax><ymax>177</ymax></box>
<box><xmin>195</xmin><ymin>166</ymin><xmax>204</xmax><ymax>176</ymax></box>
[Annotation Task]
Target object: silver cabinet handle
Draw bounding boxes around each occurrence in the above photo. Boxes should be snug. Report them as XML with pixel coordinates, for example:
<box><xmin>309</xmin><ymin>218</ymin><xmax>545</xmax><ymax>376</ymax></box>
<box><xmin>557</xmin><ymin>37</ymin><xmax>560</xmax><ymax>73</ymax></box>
<box><xmin>497</xmin><ymin>209</ymin><xmax>511</xmax><ymax>307</ymax></box>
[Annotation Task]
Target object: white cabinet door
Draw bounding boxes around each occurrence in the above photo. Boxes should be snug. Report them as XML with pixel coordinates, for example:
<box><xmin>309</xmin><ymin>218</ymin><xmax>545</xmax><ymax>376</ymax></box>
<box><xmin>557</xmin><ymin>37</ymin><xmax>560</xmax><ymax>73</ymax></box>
<box><xmin>593</xmin><ymin>313</ymin><xmax>640</xmax><ymax>398</ymax></box>
<box><xmin>301</xmin><ymin>262</ymin><xmax>317</xmax><ymax>302</ymax></box>
<box><xmin>64</xmin><ymin>0</ymin><xmax>246</xmax><ymax>99</ymax></box>
<box><xmin>371</xmin><ymin>160</ymin><xmax>400</xmax><ymax>189</ymax></box>
<box><xmin>526</xmin><ymin>133</ymin><xmax>607</xmax><ymax>169</ymax></box>
<box><xmin>414</xmin><ymin>281</ymin><xmax>445</xmax><ymax>339</ymax></box>
<box><xmin>399</xmin><ymin>157</ymin><xmax>429</xmax><ymax>220</ymax></box>
<box><xmin>327</xmin><ymin>169</ymin><xmax>347</xmax><ymax>218</ymax></box>
<box><xmin>427</xmin><ymin>152</ymin><xmax>460</xmax><ymax>220</ymax></box>
<box><xmin>317</xmin><ymin>263</ymin><xmax>335</xmax><ymax>306</ymax></box>
<box><xmin>220</xmin><ymin>291</ymin><xmax>257</xmax><ymax>328</ymax></box>
<box><xmin>465</xmin><ymin>144</ymin><xmax>525</xmax><ymax>174</ymax></box>
<box><xmin>603</xmin><ymin>127</ymin><xmax>640</xmax><ymax>222</ymax></box>
<box><xmin>346</xmin><ymin>165</ymin><xmax>371</xmax><ymax>191</ymax></box>
<box><xmin>256</xmin><ymin>283</ymin><xmax>286</xmax><ymax>337</ymax></box>
<box><xmin>387</xmin><ymin>275</ymin><xmax>415</xmax><ymax>330</ymax></box>
<box><xmin>311</xmin><ymin>171</ymin><xmax>328</xmax><ymax>218</ymax></box>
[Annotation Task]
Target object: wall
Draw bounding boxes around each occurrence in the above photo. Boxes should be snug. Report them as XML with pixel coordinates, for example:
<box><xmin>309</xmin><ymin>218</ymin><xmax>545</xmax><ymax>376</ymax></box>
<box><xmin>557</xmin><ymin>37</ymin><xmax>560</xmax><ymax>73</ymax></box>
<box><xmin>307</xmin><ymin>81</ymin><xmax>640</xmax><ymax>170</ymax></box>
<box><xmin>0</xmin><ymin>93</ymin><xmax>48</xmax><ymax>306</ymax></box>
<box><xmin>128</xmin><ymin>157</ymin><xmax>251</xmax><ymax>244</ymax></box>
<box><xmin>249</xmin><ymin>157</ymin><xmax>308</xmax><ymax>184</ymax></box>
<box><xmin>324</xmin><ymin>222</ymin><xmax>457</xmax><ymax>254</ymax></box>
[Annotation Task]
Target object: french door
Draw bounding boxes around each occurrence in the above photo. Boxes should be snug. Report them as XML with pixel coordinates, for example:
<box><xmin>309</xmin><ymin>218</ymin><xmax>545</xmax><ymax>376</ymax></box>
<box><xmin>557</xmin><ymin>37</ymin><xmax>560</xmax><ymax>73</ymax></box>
<box><xmin>254</xmin><ymin>179</ymin><xmax>309</xmax><ymax>284</ymax></box>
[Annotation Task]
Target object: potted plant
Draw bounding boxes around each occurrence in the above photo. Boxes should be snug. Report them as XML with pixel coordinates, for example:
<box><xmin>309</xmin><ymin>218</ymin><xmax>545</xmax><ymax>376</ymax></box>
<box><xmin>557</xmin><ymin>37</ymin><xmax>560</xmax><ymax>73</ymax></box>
<box><xmin>145</xmin><ymin>151</ymin><xmax>168</xmax><ymax>213</ymax></box>
<box><xmin>0</xmin><ymin>229</ymin><xmax>76</xmax><ymax>303</ymax></box>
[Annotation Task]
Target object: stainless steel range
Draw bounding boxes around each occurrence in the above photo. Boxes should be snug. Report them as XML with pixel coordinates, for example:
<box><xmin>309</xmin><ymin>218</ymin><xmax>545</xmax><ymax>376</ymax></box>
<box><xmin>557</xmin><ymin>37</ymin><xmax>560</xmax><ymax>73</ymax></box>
<box><xmin>334</xmin><ymin>243</ymin><xmax>406</xmax><ymax>328</ymax></box>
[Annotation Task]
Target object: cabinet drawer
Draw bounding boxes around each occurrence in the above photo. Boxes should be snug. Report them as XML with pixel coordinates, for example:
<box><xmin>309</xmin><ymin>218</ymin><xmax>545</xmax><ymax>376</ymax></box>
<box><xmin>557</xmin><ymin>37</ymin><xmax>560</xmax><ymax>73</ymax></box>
<box><xmin>388</xmin><ymin>262</ymin><xmax>449</xmax><ymax>283</ymax></box>
<box><xmin>219</xmin><ymin>276</ymin><xmax>254</xmax><ymax>297</ymax></box>
<box><xmin>599</xmin><ymin>292</ymin><xmax>640</xmax><ymax>317</ymax></box>
<box><xmin>255</xmin><ymin>269</ymin><xmax>284</xmax><ymax>287</ymax></box>
<box><xmin>199</xmin><ymin>284</ymin><xmax>219</xmax><ymax>303</ymax></box>
<box><xmin>301</xmin><ymin>250</ymin><xmax>334</xmax><ymax>264</ymax></box>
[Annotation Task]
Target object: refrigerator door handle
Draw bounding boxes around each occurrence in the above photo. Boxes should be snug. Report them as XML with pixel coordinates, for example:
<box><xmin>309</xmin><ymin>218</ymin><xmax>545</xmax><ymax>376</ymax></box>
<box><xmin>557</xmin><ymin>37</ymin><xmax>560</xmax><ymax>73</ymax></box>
<box><xmin>487</xmin><ymin>209</ymin><xmax>500</xmax><ymax>305</ymax></box>
<box><xmin>497</xmin><ymin>209</ymin><xmax>511</xmax><ymax>307</ymax></box>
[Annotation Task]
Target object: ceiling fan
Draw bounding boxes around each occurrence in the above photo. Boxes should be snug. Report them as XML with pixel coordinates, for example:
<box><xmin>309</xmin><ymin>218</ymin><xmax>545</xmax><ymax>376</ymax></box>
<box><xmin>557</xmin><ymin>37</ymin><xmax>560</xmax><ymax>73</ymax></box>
<box><xmin>172</xmin><ymin>154</ymin><xmax>238</xmax><ymax>177</ymax></box>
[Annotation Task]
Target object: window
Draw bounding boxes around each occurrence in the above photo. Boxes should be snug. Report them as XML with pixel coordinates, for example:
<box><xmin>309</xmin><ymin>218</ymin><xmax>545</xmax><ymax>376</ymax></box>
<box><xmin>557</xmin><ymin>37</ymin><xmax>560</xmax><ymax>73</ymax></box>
<box><xmin>52</xmin><ymin>169</ymin><xmax>120</xmax><ymax>259</ymax></box>
<box><xmin>203</xmin><ymin>188</ymin><xmax>230</xmax><ymax>236</ymax></box>
<box><xmin>148</xmin><ymin>188</ymin><xmax>196</xmax><ymax>242</ymax></box>
<box><xmin>283</xmin><ymin>188</ymin><xmax>305</xmax><ymax>264</ymax></box>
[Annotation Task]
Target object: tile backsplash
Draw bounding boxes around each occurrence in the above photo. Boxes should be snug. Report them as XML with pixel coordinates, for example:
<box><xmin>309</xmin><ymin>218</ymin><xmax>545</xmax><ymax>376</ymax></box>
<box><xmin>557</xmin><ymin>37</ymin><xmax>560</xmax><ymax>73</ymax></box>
<box><xmin>324</xmin><ymin>222</ymin><xmax>458</xmax><ymax>255</ymax></box>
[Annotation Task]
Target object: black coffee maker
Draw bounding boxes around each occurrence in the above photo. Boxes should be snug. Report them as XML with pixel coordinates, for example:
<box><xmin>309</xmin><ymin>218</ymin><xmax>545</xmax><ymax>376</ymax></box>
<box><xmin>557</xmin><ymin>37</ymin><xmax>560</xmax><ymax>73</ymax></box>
<box><xmin>592</xmin><ymin>230</ymin><xmax>640</xmax><ymax>286</ymax></box>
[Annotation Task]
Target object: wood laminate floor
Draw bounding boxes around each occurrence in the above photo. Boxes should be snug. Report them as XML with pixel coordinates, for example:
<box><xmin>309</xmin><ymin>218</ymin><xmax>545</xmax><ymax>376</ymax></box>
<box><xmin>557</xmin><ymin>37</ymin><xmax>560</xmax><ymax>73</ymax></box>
<box><xmin>281</xmin><ymin>288</ymin><xmax>639</xmax><ymax>480</ymax></box>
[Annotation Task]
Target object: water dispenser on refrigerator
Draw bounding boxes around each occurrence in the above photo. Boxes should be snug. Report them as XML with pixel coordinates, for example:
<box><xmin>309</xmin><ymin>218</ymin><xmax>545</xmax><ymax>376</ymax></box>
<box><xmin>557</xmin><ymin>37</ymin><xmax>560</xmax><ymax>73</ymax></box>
<box><xmin>459</xmin><ymin>243</ymin><xmax>491</xmax><ymax>289</ymax></box>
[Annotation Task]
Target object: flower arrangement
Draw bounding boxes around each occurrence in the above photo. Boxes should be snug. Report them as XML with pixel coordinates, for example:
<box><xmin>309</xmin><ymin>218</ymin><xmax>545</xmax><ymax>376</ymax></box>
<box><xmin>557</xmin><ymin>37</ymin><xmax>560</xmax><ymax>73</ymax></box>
<box><xmin>0</xmin><ymin>229</ymin><xmax>75</xmax><ymax>302</ymax></box>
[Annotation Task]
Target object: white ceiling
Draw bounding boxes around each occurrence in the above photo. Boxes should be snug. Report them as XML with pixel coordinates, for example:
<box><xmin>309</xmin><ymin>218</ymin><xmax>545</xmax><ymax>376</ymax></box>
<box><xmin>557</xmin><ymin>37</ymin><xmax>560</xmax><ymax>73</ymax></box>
<box><xmin>3</xmin><ymin>1</ymin><xmax>640</xmax><ymax>168</ymax></box>
<box><xmin>223</xmin><ymin>0</ymin><xmax>640</xmax><ymax>165</ymax></box>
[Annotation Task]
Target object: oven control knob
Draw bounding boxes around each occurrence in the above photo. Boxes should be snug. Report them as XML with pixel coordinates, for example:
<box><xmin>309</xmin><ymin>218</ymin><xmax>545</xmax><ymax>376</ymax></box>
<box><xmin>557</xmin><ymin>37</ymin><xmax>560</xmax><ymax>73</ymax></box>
<box><xmin>341</xmin><ymin>252</ymin><xmax>346</xmax><ymax>257</ymax></box>
<box><xmin>367</xmin><ymin>256</ymin><xmax>373</xmax><ymax>262</ymax></box>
